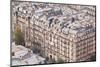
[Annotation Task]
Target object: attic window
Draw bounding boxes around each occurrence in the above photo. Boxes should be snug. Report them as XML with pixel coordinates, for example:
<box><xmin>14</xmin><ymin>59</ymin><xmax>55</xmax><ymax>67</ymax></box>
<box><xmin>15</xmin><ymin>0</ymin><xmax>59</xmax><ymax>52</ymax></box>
<box><xmin>71</xmin><ymin>17</ymin><xmax>75</xmax><ymax>22</ymax></box>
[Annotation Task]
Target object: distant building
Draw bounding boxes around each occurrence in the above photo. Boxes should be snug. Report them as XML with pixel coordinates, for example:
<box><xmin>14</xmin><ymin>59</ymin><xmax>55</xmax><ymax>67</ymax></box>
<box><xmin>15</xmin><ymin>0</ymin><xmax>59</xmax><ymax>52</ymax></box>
<box><xmin>12</xmin><ymin>42</ymin><xmax>45</xmax><ymax>66</ymax></box>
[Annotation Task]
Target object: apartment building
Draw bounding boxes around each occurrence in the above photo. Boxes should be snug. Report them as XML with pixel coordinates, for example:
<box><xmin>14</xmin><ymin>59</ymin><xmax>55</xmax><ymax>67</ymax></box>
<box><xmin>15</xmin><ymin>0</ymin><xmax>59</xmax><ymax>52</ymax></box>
<box><xmin>12</xmin><ymin>1</ymin><xmax>96</xmax><ymax>63</ymax></box>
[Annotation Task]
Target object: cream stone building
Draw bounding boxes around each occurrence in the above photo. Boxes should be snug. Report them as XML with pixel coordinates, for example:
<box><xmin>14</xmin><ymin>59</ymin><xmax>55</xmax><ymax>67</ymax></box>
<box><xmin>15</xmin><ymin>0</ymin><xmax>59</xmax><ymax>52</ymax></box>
<box><xmin>11</xmin><ymin>1</ymin><xmax>96</xmax><ymax>63</ymax></box>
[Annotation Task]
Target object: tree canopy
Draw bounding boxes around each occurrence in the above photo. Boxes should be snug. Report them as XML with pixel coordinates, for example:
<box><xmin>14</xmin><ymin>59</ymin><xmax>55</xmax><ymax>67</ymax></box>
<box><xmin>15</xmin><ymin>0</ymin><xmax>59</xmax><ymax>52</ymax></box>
<box><xmin>14</xmin><ymin>27</ymin><xmax>25</xmax><ymax>46</ymax></box>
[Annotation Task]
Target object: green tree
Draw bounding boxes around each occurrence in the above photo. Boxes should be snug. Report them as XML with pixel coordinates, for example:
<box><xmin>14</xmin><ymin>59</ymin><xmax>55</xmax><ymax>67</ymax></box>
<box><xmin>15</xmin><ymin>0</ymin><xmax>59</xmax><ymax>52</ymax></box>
<box><xmin>14</xmin><ymin>28</ymin><xmax>25</xmax><ymax>46</ymax></box>
<box><xmin>57</xmin><ymin>58</ymin><xmax>65</xmax><ymax>63</ymax></box>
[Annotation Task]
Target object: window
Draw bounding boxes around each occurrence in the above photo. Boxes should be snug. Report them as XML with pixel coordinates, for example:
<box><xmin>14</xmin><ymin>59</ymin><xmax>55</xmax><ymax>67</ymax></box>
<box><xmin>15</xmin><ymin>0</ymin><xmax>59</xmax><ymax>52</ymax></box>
<box><xmin>64</xmin><ymin>41</ymin><xmax>66</xmax><ymax>44</ymax></box>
